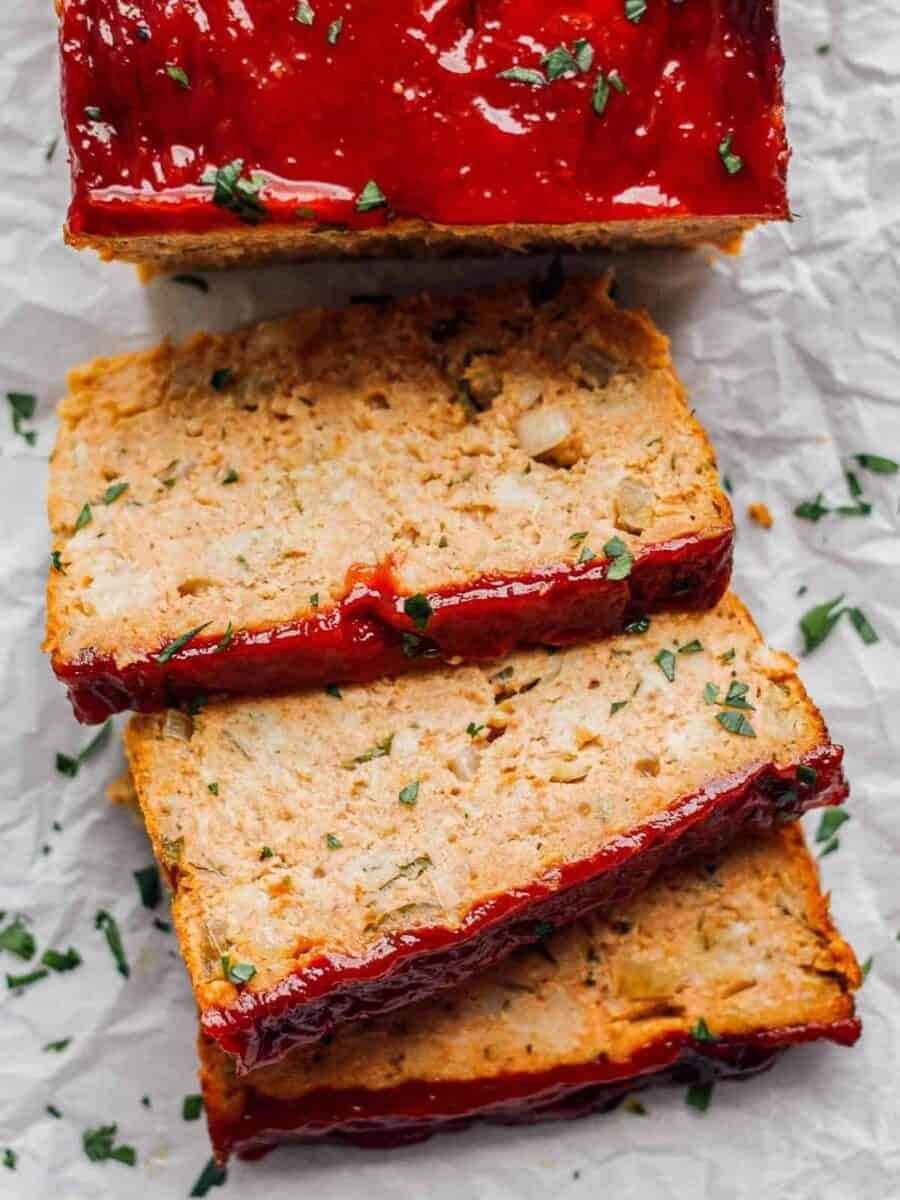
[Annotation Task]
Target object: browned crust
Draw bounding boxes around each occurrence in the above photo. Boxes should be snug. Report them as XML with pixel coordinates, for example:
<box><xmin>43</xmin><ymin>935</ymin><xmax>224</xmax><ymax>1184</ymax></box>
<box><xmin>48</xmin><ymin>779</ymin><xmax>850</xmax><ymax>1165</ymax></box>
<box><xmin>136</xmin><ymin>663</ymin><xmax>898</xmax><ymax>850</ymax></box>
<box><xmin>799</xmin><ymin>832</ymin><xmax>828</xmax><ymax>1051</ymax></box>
<box><xmin>64</xmin><ymin>214</ymin><xmax>754</xmax><ymax>275</ymax></box>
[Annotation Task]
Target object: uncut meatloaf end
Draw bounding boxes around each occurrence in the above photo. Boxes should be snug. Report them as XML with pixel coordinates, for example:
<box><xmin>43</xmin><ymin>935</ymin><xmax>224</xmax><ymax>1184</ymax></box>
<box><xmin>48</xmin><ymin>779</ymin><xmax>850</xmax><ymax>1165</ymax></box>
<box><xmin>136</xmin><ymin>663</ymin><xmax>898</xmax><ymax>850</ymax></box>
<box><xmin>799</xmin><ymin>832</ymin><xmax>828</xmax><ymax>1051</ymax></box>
<box><xmin>45</xmin><ymin>278</ymin><xmax>733</xmax><ymax>723</ymax></box>
<box><xmin>59</xmin><ymin>0</ymin><xmax>787</xmax><ymax>272</ymax></box>
<box><xmin>198</xmin><ymin>825</ymin><xmax>860</xmax><ymax>1161</ymax></box>
<box><xmin>124</xmin><ymin>594</ymin><xmax>848</xmax><ymax>1072</ymax></box>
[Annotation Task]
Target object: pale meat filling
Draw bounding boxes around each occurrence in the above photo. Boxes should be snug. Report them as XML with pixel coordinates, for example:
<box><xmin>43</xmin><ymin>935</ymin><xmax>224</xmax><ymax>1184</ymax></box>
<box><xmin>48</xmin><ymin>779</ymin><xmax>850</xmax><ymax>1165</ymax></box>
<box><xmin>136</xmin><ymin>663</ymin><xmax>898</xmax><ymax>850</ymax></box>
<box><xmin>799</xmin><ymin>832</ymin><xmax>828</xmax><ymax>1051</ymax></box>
<box><xmin>47</xmin><ymin>285</ymin><xmax>730</xmax><ymax>664</ymax></box>
<box><xmin>125</xmin><ymin>598</ymin><xmax>827</xmax><ymax>1012</ymax></box>
<box><xmin>203</xmin><ymin>828</ymin><xmax>855</xmax><ymax>1102</ymax></box>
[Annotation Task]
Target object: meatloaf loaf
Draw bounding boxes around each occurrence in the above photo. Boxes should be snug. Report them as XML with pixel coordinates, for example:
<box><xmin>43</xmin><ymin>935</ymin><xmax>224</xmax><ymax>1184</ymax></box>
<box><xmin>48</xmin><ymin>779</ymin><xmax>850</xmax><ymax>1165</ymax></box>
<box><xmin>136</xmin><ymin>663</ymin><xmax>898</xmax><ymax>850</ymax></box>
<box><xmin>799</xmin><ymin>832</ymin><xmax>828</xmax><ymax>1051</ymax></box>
<box><xmin>199</xmin><ymin>825</ymin><xmax>860</xmax><ymax>1160</ymax></box>
<box><xmin>46</xmin><ymin>279</ymin><xmax>733</xmax><ymax>723</ymax></box>
<box><xmin>58</xmin><ymin>0</ymin><xmax>788</xmax><ymax>271</ymax></box>
<box><xmin>124</xmin><ymin>595</ymin><xmax>847</xmax><ymax>1072</ymax></box>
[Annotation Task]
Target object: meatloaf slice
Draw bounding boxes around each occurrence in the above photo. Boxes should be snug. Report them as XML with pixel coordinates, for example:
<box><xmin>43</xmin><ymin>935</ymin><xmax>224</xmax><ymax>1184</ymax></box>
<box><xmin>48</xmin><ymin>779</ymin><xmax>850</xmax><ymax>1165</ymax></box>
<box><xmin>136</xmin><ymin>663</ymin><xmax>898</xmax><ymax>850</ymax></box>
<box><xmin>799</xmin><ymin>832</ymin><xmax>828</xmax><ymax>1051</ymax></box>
<box><xmin>199</xmin><ymin>825</ymin><xmax>860</xmax><ymax>1161</ymax></box>
<box><xmin>124</xmin><ymin>595</ymin><xmax>847</xmax><ymax>1072</ymax></box>
<box><xmin>46</xmin><ymin>279</ymin><xmax>733</xmax><ymax>723</ymax></box>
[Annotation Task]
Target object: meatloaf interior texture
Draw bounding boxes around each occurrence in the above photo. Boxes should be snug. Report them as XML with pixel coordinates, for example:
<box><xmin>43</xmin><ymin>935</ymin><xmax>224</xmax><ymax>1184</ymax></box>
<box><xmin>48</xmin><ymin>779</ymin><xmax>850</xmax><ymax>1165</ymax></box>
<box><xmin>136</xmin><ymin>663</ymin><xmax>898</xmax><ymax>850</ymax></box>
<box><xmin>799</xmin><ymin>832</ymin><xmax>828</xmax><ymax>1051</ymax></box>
<box><xmin>46</xmin><ymin>280</ymin><xmax>733</xmax><ymax>721</ymax></box>
<box><xmin>199</xmin><ymin>825</ymin><xmax>859</xmax><ymax>1160</ymax></box>
<box><xmin>125</xmin><ymin>595</ymin><xmax>846</xmax><ymax>1070</ymax></box>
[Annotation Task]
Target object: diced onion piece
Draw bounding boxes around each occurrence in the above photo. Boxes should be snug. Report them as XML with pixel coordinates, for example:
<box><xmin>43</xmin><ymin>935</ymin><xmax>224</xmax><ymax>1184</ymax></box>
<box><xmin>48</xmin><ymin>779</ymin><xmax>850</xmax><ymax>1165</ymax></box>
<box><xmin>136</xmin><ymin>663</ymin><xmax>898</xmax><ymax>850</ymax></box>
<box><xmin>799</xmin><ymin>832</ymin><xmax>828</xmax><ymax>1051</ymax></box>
<box><xmin>548</xmin><ymin>755</ymin><xmax>590</xmax><ymax>783</ymax></box>
<box><xmin>517</xmin><ymin>380</ymin><xmax>543</xmax><ymax>410</ymax></box>
<box><xmin>615</xmin><ymin>476</ymin><xmax>654</xmax><ymax>535</ymax></box>
<box><xmin>515</xmin><ymin>405</ymin><xmax>573</xmax><ymax>458</ymax></box>
<box><xmin>492</xmin><ymin>472</ymin><xmax>538</xmax><ymax>510</ymax></box>
<box><xmin>448</xmin><ymin>742</ymin><xmax>480</xmax><ymax>782</ymax></box>
<box><xmin>163</xmin><ymin>709</ymin><xmax>194</xmax><ymax>741</ymax></box>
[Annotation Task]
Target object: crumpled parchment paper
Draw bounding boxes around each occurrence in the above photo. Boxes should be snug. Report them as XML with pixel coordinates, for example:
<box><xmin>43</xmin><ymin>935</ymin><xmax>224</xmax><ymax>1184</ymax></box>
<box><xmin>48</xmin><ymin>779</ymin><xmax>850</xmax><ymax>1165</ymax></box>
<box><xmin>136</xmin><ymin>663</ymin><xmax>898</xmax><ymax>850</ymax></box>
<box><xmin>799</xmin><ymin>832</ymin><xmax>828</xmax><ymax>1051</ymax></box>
<box><xmin>1</xmin><ymin>2</ymin><xmax>898</xmax><ymax>1197</ymax></box>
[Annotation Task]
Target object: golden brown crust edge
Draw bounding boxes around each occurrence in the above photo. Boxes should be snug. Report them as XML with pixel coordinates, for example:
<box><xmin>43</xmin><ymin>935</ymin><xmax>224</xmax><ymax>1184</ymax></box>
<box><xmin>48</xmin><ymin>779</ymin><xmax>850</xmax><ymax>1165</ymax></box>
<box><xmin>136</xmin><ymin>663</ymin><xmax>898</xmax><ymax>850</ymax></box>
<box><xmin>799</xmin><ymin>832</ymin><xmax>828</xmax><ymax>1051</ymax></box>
<box><xmin>64</xmin><ymin>214</ymin><xmax>754</xmax><ymax>275</ymax></box>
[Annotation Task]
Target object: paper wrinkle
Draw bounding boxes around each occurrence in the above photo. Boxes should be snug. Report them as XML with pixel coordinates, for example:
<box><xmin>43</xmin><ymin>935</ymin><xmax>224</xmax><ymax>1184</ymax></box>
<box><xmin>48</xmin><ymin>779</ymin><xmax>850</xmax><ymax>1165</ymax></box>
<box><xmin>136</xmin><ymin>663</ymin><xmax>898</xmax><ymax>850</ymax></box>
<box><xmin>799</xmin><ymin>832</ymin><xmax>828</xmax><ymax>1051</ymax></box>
<box><xmin>1</xmin><ymin>2</ymin><xmax>898</xmax><ymax>1196</ymax></box>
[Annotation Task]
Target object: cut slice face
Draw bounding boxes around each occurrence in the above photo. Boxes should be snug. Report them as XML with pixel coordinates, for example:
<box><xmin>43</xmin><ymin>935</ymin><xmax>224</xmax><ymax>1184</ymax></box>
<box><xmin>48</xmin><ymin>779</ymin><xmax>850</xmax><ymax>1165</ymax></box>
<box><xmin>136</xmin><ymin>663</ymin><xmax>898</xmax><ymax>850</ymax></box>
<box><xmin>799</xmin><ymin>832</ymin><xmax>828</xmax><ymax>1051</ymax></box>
<box><xmin>198</xmin><ymin>826</ymin><xmax>860</xmax><ymax>1162</ymax></box>
<box><xmin>46</xmin><ymin>279</ymin><xmax>733</xmax><ymax>722</ymax></box>
<box><xmin>124</xmin><ymin>595</ymin><xmax>848</xmax><ymax>1072</ymax></box>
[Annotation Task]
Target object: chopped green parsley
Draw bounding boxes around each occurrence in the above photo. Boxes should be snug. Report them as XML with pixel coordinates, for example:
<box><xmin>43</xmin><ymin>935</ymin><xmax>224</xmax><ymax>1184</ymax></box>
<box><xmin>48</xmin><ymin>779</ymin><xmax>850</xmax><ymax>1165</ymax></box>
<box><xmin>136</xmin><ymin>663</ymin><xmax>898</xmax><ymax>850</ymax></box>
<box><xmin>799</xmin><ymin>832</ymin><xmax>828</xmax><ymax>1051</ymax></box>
<box><xmin>201</xmin><ymin>160</ymin><xmax>267</xmax><ymax>224</ymax></box>
<box><xmin>221</xmin><ymin>956</ymin><xmax>256</xmax><ymax>985</ymax></box>
<box><xmin>55</xmin><ymin>720</ymin><xmax>112</xmax><ymax>779</ymax></box>
<box><xmin>678</xmin><ymin>639</ymin><xmax>703</xmax><ymax>654</ymax></box>
<box><xmin>134</xmin><ymin>865</ymin><xmax>161</xmax><ymax>909</ymax></box>
<box><xmin>624</xmin><ymin>617</ymin><xmax>650</xmax><ymax>634</ymax></box>
<box><xmin>165</xmin><ymin>64</ymin><xmax>190</xmax><ymax>89</ymax></box>
<box><xmin>404</xmin><ymin>593</ymin><xmax>433</xmax><ymax>631</ymax></box>
<box><xmin>41</xmin><ymin>947</ymin><xmax>81</xmax><ymax>972</ymax></box>
<box><xmin>654</xmin><ymin>648</ymin><xmax>676</xmax><ymax>682</ymax></box>
<box><xmin>355</xmin><ymin>179</ymin><xmax>387</xmax><ymax>213</ymax></box>
<box><xmin>343</xmin><ymin>734</ymin><xmax>394</xmax><ymax>770</ymax></box>
<box><xmin>715</xmin><ymin>710</ymin><xmax>755</xmax><ymax>737</ymax></box>
<box><xmin>815</xmin><ymin>807</ymin><xmax>850</xmax><ymax>844</ymax></box>
<box><xmin>95</xmin><ymin>910</ymin><xmax>129</xmax><ymax>978</ymax></box>
<box><xmin>853</xmin><ymin>453</ymin><xmax>898</xmax><ymax>474</ymax></box>
<box><xmin>603</xmin><ymin>537</ymin><xmax>634</xmax><ymax>580</ymax></box>
<box><xmin>189</xmin><ymin>1156</ymin><xmax>228</xmax><ymax>1196</ymax></box>
<box><xmin>6</xmin><ymin>968</ymin><xmax>48</xmax><ymax>991</ymax></box>
<box><xmin>497</xmin><ymin>66</ymin><xmax>547</xmax><ymax>86</ymax></box>
<box><xmin>82</xmin><ymin>1124</ymin><xmax>136</xmax><ymax>1166</ymax></box>
<box><xmin>398</xmin><ymin>781</ymin><xmax>420</xmax><ymax>806</ymax></box>
<box><xmin>215</xmin><ymin>621</ymin><xmax>234</xmax><ymax>652</ymax></box>
<box><xmin>718</xmin><ymin>132</ymin><xmax>743</xmax><ymax>175</ymax></box>
<box><xmin>685</xmin><ymin>1082</ymin><xmax>713</xmax><ymax>1112</ymax></box>
<box><xmin>0</xmin><ymin>918</ymin><xmax>36</xmax><ymax>960</ymax></box>
<box><xmin>7</xmin><ymin>392</ymin><xmax>36</xmax><ymax>444</ymax></box>
<box><xmin>157</xmin><ymin>622</ymin><xmax>212</xmax><ymax>665</ymax></box>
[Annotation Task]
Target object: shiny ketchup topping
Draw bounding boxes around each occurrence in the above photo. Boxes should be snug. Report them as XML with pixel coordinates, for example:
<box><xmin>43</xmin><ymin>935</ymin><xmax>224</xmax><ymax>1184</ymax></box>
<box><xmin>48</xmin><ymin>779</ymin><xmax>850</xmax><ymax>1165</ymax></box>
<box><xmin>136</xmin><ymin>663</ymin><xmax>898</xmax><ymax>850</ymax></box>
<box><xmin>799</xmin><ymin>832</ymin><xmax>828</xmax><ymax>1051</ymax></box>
<box><xmin>210</xmin><ymin>1021</ymin><xmax>861</xmax><ymax>1158</ymax></box>
<box><xmin>60</xmin><ymin>0</ymin><xmax>787</xmax><ymax>237</ymax></box>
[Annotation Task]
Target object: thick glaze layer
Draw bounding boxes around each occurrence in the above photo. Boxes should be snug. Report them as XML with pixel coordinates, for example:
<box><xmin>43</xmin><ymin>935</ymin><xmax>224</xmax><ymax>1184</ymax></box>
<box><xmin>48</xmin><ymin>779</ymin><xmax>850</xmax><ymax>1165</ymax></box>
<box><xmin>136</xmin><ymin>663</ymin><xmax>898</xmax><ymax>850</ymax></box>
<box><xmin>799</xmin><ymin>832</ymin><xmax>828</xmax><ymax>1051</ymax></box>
<box><xmin>208</xmin><ymin>1020</ymin><xmax>861</xmax><ymax>1160</ymax></box>
<box><xmin>61</xmin><ymin>0</ymin><xmax>787</xmax><ymax>238</ymax></box>
<box><xmin>200</xmin><ymin>745</ymin><xmax>846</xmax><ymax>1072</ymax></box>
<box><xmin>54</xmin><ymin>530</ymin><xmax>733</xmax><ymax>724</ymax></box>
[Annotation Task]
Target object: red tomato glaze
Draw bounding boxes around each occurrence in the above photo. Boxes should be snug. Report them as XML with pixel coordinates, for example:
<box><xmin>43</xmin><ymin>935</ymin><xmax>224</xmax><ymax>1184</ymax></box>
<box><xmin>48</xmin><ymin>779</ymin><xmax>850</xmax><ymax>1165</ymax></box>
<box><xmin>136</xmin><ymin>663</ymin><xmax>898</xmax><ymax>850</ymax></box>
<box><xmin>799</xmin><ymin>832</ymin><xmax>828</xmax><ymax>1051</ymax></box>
<box><xmin>54</xmin><ymin>529</ymin><xmax>733</xmax><ymax>724</ymax></box>
<box><xmin>199</xmin><ymin>744</ymin><xmax>846</xmax><ymax>1073</ymax></box>
<box><xmin>60</xmin><ymin>0</ymin><xmax>787</xmax><ymax>237</ymax></box>
<box><xmin>209</xmin><ymin>1020</ymin><xmax>861</xmax><ymax>1160</ymax></box>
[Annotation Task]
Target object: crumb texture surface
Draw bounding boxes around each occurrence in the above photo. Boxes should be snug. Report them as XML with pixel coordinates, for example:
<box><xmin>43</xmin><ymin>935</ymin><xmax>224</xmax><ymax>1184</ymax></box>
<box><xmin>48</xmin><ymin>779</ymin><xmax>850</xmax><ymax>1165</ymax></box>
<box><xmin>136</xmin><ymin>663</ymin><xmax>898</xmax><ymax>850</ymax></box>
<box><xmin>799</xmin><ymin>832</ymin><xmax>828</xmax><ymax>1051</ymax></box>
<box><xmin>47</xmin><ymin>282</ymin><xmax>730</xmax><ymax>667</ymax></box>
<box><xmin>126</xmin><ymin>596</ymin><xmax>831</xmax><ymax>1015</ymax></box>
<box><xmin>200</xmin><ymin>826</ymin><xmax>858</xmax><ymax>1107</ymax></box>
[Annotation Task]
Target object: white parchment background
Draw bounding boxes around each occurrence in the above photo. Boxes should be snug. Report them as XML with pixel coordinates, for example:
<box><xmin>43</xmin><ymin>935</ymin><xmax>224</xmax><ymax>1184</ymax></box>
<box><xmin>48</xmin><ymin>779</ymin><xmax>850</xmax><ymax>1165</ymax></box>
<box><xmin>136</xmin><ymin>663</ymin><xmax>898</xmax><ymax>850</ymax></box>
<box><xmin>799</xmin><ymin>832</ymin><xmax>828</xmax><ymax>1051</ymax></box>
<box><xmin>1</xmin><ymin>2</ymin><xmax>898</xmax><ymax>1197</ymax></box>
